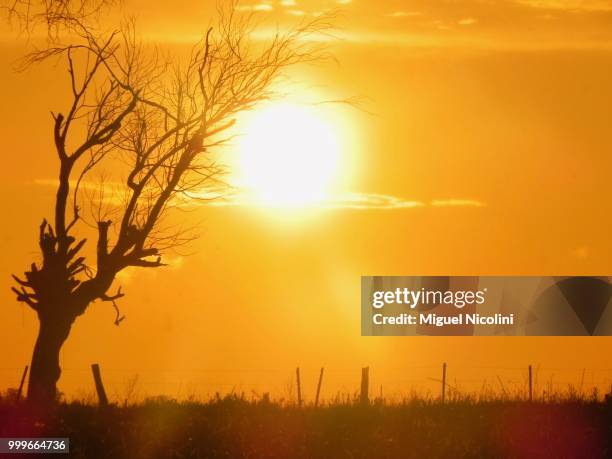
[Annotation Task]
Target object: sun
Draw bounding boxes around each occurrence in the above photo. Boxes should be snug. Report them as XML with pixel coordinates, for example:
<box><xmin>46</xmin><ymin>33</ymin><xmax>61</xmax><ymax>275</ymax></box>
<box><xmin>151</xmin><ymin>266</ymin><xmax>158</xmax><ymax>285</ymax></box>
<box><xmin>236</xmin><ymin>103</ymin><xmax>341</xmax><ymax>207</ymax></box>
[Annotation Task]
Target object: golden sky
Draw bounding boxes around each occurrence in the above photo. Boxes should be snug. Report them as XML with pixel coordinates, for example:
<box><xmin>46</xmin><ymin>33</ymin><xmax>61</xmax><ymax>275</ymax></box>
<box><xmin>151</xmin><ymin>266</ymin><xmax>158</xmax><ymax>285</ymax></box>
<box><xmin>1</xmin><ymin>0</ymin><xmax>611</xmax><ymax>400</ymax></box>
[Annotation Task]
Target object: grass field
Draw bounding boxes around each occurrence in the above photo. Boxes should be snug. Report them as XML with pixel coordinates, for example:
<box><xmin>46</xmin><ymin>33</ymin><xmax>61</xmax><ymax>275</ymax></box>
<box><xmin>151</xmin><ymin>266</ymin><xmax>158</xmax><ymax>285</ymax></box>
<box><xmin>1</xmin><ymin>393</ymin><xmax>610</xmax><ymax>458</ymax></box>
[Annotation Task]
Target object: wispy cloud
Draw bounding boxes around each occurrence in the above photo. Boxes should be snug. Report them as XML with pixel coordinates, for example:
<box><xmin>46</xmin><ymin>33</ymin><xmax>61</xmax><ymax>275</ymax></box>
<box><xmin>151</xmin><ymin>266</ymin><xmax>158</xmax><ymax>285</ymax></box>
<box><xmin>386</xmin><ymin>11</ymin><xmax>424</xmax><ymax>18</ymax></box>
<box><xmin>458</xmin><ymin>18</ymin><xmax>478</xmax><ymax>26</ymax></box>
<box><xmin>143</xmin><ymin>15</ymin><xmax>612</xmax><ymax>51</ymax></box>
<box><xmin>34</xmin><ymin>179</ymin><xmax>485</xmax><ymax>211</ymax></box>
<box><xmin>515</xmin><ymin>0</ymin><xmax>612</xmax><ymax>12</ymax></box>
<box><xmin>430</xmin><ymin>199</ymin><xmax>485</xmax><ymax>208</ymax></box>
<box><xmin>195</xmin><ymin>190</ymin><xmax>486</xmax><ymax>210</ymax></box>
<box><xmin>34</xmin><ymin>177</ymin><xmax>125</xmax><ymax>190</ymax></box>
<box><xmin>325</xmin><ymin>194</ymin><xmax>486</xmax><ymax>210</ymax></box>
<box><xmin>321</xmin><ymin>192</ymin><xmax>424</xmax><ymax>209</ymax></box>
<box><xmin>245</xmin><ymin>23</ymin><xmax>612</xmax><ymax>51</ymax></box>
<box><xmin>236</xmin><ymin>3</ymin><xmax>274</xmax><ymax>13</ymax></box>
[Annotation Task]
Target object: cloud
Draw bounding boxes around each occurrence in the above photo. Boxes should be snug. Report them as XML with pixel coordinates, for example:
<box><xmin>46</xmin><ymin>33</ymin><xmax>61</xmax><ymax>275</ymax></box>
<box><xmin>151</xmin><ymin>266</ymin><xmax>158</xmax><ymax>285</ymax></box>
<box><xmin>430</xmin><ymin>199</ymin><xmax>486</xmax><ymax>208</ymax></box>
<box><xmin>336</xmin><ymin>0</ymin><xmax>352</xmax><ymax>4</ymax></box>
<box><xmin>236</xmin><ymin>3</ymin><xmax>273</xmax><ymax>12</ymax></box>
<box><xmin>280</xmin><ymin>0</ymin><xmax>297</xmax><ymax>6</ymax></box>
<box><xmin>33</xmin><ymin>178</ymin><xmax>126</xmax><ymax>205</ymax></box>
<box><xmin>34</xmin><ymin>179</ymin><xmax>485</xmax><ymax>211</ymax></box>
<box><xmin>515</xmin><ymin>0</ymin><xmax>612</xmax><ymax>11</ymax></box>
<box><xmin>458</xmin><ymin>18</ymin><xmax>478</xmax><ymax>26</ymax></box>
<box><xmin>195</xmin><ymin>190</ymin><xmax>486</xmax><ymax>210</ymax></box>
<box><xmin>386</xmin><ymin>11</ymin><xmax>424</xmax><ymax>18</ymax></box>
<box><xmin>322</xmin><ymin>192</ymin><xmax>424</xmax><ymax>209</ymax></box>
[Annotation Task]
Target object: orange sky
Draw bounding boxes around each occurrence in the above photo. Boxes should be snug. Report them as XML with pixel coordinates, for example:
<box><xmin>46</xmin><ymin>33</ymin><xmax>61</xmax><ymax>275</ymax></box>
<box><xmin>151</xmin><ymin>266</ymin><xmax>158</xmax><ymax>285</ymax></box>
<box><xmin>1</xmin><ymin>0</ymin><xmax>612</xmax><ymax>401</ymax></box>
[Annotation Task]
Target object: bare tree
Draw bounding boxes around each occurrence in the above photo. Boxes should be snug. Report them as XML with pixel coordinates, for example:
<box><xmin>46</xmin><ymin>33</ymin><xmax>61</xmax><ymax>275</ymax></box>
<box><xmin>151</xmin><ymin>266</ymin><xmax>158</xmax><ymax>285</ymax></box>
<box><xmin>1</xmin><ymin>0</ymin><xmax>115</xmax><ymax>35</ymax></box>
<box><xmin>11</xmin><ymin>3</ymin><xmax>332</xmax><ymax>404</ymax></box>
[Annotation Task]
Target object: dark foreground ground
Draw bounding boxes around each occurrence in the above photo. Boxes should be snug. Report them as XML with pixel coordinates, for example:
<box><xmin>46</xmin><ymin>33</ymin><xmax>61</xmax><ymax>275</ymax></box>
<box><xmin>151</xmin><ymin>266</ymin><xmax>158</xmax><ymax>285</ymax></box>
<box><xmin>1</xmin><ymin>396</ymin><xmax>611</xmax><ymax>458</ymax></box>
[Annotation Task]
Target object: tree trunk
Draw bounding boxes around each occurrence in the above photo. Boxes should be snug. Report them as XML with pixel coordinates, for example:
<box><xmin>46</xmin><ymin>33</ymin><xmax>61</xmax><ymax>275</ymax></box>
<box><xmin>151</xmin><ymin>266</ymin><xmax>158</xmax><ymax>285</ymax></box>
<box><xmin>27</xmin><ymin>313</ymin><xmax>74</xmax><ymax>404</ymax></box>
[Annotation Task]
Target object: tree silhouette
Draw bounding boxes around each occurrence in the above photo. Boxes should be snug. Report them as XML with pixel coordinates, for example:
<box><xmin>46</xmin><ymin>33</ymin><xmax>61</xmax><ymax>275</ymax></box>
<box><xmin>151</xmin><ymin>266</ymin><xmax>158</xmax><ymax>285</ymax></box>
<box><xmin>10</xmin><ymin>2</ymin><xmax>331</xmax><ymax>404</ymax></box>
<box><xmin>2</xmin><ymin>0</ymin><xmax>115</xmax><ymax>35</ymax></box>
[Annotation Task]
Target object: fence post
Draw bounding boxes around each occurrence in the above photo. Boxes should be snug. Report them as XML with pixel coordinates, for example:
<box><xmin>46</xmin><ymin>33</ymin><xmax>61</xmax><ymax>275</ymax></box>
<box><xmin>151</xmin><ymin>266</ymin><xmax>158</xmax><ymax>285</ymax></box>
<box><xmin>441</xmin><ymin>362</ymin><xmax>447</xmax><ymax>403</ymax></box>
<box><xmin>91</xmin><ymin>363</ymin><xmax>109</xmax><ymax>406</ymax></box>
<box><xmin>296</xmin><ymin>367</ymin><xmax>302</xmax><ymax>407</ymax></box>
<box><xmin>360</xmin><ymin>367</ymin><xmax>369</xmax><ymax>405</ymax></box>
<box><xmin>315</xmin><ymin>368</ymin><xmax>324</xmax><ymax>407</ymax></box>
<box><xmin>528</xmin><ymin>364</ymin><xmax>533</xmax><ymax>402</ymax></box>
<box><xmin>17</xmin><ymin>365</ymin><xmax>28</xmax><ymax>400</ymax></box>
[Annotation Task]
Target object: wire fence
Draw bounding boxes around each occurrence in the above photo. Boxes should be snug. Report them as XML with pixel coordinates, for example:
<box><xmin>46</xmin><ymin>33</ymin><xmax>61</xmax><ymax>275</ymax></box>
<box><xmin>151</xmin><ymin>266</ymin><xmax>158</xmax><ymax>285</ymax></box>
<box><xmin>2</xmin><ymin>364</ymin><xmax>612</xmax><ymax>403</ymax></box>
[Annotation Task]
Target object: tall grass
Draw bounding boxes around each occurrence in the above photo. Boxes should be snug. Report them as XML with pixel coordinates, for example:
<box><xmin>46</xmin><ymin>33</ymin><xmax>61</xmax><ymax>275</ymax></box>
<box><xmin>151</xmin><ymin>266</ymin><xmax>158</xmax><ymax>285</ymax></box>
<box><xmin>1</xmin><ymin>389</ymin><xmax>610</xmax><ymax>458</ymax></box>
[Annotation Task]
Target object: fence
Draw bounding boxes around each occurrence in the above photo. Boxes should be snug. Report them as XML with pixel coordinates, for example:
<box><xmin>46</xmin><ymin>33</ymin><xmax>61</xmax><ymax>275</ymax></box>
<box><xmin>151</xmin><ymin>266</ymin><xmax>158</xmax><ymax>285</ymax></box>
<box><xmin>2</xmin><ymin>363</ymin><xmax>612</xmax><ymax>405</ymax></box>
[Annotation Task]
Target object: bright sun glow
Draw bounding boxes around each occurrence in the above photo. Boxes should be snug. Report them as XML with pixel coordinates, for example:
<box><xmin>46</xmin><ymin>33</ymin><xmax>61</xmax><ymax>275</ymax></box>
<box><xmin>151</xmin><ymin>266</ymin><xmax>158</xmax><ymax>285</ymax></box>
<box><xmin>237</xmin><ymin>103</ymin><xmax>341</xmax><ymax>206</ymax></box>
